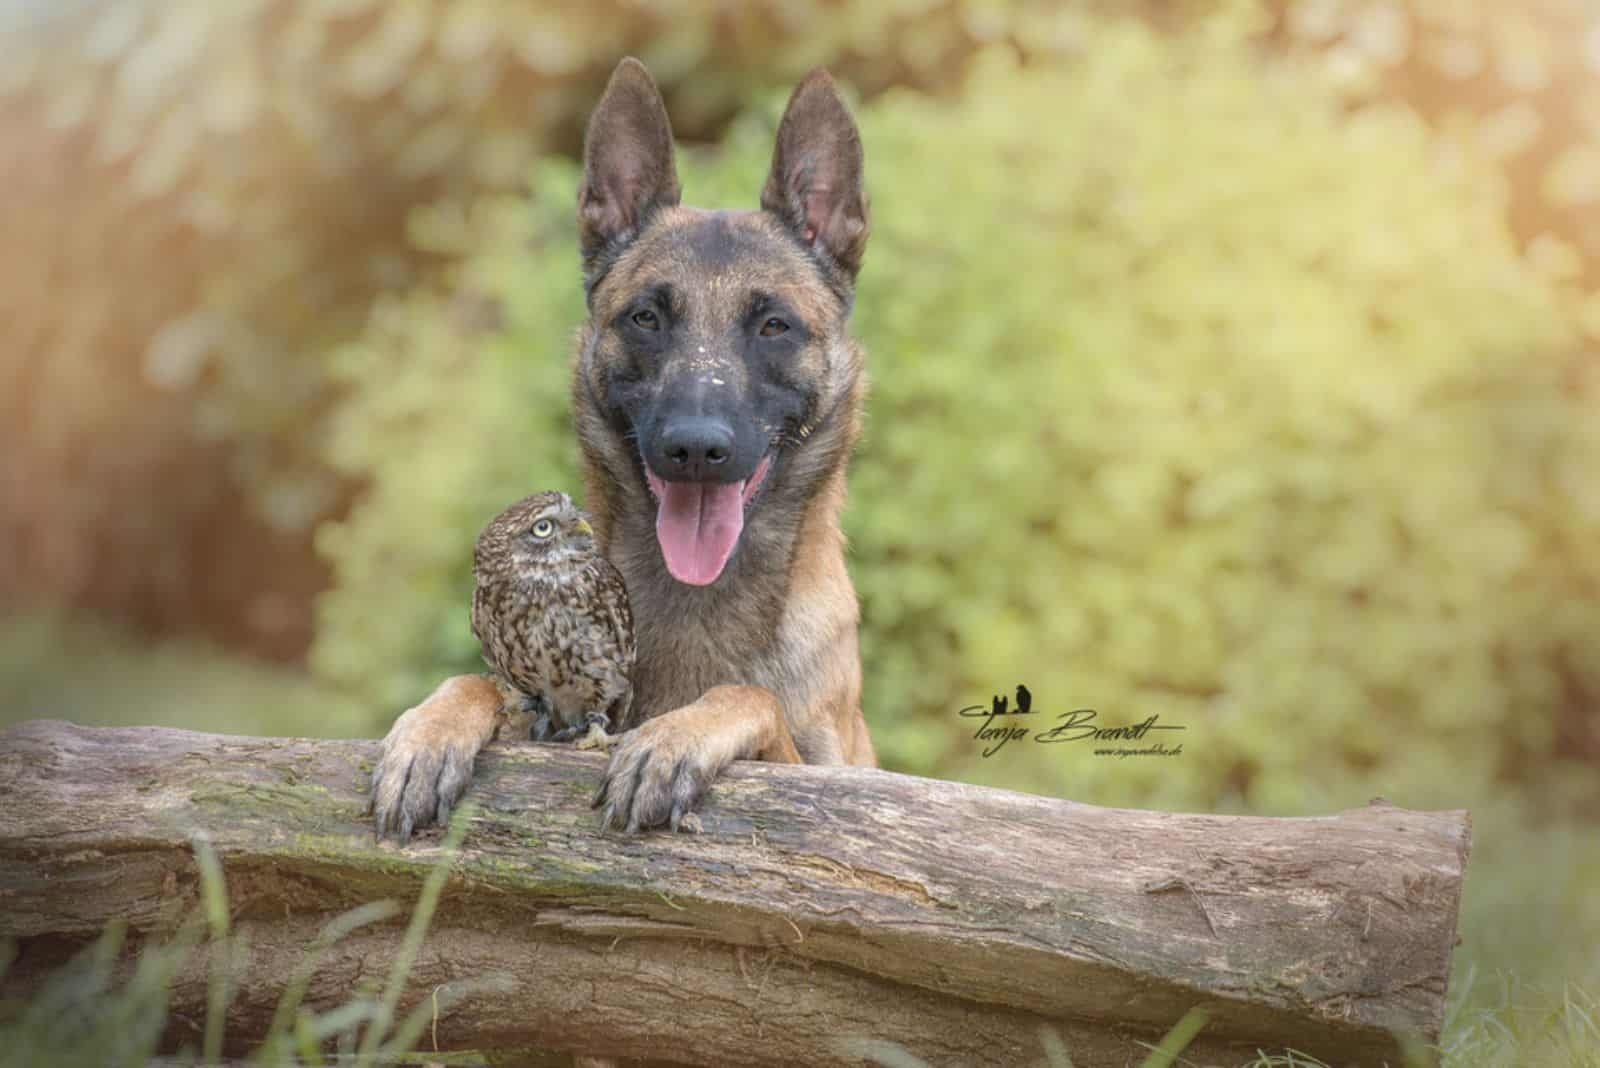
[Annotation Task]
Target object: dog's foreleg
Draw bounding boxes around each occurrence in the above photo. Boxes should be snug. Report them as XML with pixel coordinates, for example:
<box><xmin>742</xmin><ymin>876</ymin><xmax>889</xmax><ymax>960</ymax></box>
<box><xmin>368</xmin><ymin>673</ymin><xmax>502</xmax><ymax>842</ymax></box>
<box><xmin>591</xmin><ymin>684</ymin><xmax>801</xmax><ymax>832</ymax></box>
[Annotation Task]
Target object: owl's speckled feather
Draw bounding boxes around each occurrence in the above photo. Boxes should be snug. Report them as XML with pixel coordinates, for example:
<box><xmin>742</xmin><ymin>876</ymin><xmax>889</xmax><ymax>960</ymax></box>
<box><xmin>471</xmin><ymin>491</ymin><xmax>635</xmax><ymax>744</ymax></box>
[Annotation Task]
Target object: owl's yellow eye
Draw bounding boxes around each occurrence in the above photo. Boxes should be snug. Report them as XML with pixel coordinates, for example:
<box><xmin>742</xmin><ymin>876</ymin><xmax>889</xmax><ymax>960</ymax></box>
<box><xmin>530</xmin><ymin>518</ymin><xmax>555</xmax><ymax>539</ymax></box>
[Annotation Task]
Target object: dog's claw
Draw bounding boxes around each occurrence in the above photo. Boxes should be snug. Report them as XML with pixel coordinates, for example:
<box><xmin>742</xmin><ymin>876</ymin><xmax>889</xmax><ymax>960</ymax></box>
<box><xmin>669</xmin><ymin>802</ymin><xmax>703</xmax><ymax>833</ymax></box>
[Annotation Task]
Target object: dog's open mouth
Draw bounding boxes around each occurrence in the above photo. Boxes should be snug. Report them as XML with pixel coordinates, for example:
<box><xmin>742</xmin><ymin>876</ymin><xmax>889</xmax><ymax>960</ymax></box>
<box><xmin>644</xmin><ymin>451</ymin><xmax>775</xmax><ymax>586</ymax></box>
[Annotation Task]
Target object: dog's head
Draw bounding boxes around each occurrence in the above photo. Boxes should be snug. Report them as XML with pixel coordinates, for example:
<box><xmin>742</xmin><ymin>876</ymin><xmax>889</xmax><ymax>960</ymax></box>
<box><xmin>573</xmin><ymin>58</ymin><xmax>869</xmax><ymax>588</ymax></box>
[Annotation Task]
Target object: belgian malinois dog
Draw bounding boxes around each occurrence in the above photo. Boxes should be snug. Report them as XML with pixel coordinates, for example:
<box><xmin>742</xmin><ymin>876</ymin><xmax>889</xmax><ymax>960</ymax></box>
<box><xmin>370</xmin><ymin>56</ymin><xmax>875</xmax><ymax>841</ymax></box>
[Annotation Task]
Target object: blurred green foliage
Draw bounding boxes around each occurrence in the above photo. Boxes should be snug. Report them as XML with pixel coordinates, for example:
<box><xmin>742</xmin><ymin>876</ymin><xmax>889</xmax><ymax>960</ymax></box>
<box><xmin>0</xmin><ymin>0</ymin><xmax>993</xmax><ymax>492</ymax></box>
<box><xmin>311</xmin><ymin>14</ymin><xmax>1600</xmax><ymax>819</ymax></box>
<box><xmin>0</xmin><ymin>616</ymin><xmax>368</xmax><ymax>739</ymax></box>
<box><xmin>311</xmin><ymin>168</ymin><xmax>584</xmax><ymax>711</ymax></box>
<box><xmin>0</xmin><ymin>0</ymin><xmax>995</xmax><ymax>651</ymax></box>
<box><xmin>10</xmin><ymin>0</ymin><xmax>1600</xmax><ymax>662</ymax></box>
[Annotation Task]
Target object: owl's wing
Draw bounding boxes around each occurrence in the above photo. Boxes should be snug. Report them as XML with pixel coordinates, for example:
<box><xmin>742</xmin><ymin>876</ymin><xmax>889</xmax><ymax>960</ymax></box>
<box><xmin>469</xmin><ymin>582</ymin><xmax>488</xmax><ymax>646</ymax></box>
<box><xmin>469</xmin><ymin>582</ymin><xmax>502</xmax><ymax>678</ymax></box>
<box><xmin>591</xmin><ymin>559</ymin><xmax>636</xmax><ymax>663</ymax></box>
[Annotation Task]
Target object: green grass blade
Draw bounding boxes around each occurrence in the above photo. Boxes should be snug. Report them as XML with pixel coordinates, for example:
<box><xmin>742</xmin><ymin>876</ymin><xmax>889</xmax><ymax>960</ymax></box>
<box><xmin>1038</xmin><ymin>1025</ymin><xmax>1075</xmax><ymax>1068</ymax></box>
<box><xmin>355</xmin><ymin>802</ymin><xmax>475</xmax><ymax>1061</ymax></box>
<box><xmin>192</xmin><ymin>834</ymin><xmax>233</xmax><ymax>1065</ymax></box>
<box><xmin>254</xmin><ymin>899</ymin><xmax>401</xmax><ymax>1066</ymax></box>
<box><xmin>829</xmin><ymin>1037</ymin><xmax>936</xmax><ymax>1068</ymax></box>
<box><xmin>1137</xmin><ymin>1007</ymin><xmax>1209</xmax><ymax>1068</ymax></box>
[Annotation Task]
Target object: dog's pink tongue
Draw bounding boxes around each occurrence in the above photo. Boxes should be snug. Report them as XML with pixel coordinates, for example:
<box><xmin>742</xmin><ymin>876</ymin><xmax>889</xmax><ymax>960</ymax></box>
<box><xmin>654</xmin><ymin>479</ymin><xmax>745</xmax><ymax>586</ymax></box>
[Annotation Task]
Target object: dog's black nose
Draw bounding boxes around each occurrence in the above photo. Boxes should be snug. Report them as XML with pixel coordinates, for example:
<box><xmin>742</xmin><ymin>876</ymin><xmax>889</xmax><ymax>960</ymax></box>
<box><xmin>655</xmin><ymin>416</ymin><xmax>735</xmax><ymax>480</ymax></box>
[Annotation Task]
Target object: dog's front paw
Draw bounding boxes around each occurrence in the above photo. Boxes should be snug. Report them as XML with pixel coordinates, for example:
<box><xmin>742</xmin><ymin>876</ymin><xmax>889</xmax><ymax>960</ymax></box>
<box><xmin>590</xmin><ymin>713</ymin><xmax>716</xmax><ymax>833</ymax></box>
<box><xmin>369</xmin><ymin>674</ymin><xmax>501</xmax><ymax>843</ymax></box>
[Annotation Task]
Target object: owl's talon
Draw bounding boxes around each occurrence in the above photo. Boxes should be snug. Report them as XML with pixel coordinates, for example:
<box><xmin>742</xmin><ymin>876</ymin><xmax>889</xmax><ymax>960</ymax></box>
<box><xmin>574</xmin><ymin>720</ymin><xmax>616</xmax><ymax>751</ymax></box>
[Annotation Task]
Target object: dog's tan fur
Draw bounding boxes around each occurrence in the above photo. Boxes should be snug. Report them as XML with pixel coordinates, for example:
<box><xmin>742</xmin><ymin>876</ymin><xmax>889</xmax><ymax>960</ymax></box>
<box><xmin>370</xmin><ymin>58</ymin><xmax>873</xmax><ymax>842</ymax></box>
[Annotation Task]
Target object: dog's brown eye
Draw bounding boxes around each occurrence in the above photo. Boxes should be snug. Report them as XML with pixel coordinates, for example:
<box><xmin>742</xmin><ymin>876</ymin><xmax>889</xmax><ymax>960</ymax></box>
<box><xmin>631</xmin><ymin>309</ymin><xmax>659</xmax><ymax>331</ymax></box>
<box><xmin>759</xmin><ymin>317</ymin><xmax>789</xmax><ymax>337</ymax></box>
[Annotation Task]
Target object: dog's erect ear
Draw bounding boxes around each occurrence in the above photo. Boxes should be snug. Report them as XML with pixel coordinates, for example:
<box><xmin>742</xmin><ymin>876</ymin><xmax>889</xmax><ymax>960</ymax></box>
<box><xmin>578</xmin><ymin>58</ymin><xmax>680</xmax><ymax>278</ymax></box>
<box><xmin>761</xmin><ymin>69</ymin><xmax>869</xmax><ymax>280</ymax></box>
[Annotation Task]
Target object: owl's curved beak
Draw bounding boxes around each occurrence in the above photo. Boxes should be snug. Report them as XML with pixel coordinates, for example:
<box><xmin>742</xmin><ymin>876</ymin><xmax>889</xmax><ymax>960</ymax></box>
<box><xmin>575</xmin><ymin>517</ymin><xmax>594</xmax><ymax>538</ymax></box>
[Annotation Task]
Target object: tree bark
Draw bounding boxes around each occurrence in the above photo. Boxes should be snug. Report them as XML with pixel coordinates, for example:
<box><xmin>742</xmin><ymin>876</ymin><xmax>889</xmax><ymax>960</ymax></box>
<box><xmin>0</xmin><ymin>720</ymin><xmax>1470</xmax><ymax>1067</ymax></box>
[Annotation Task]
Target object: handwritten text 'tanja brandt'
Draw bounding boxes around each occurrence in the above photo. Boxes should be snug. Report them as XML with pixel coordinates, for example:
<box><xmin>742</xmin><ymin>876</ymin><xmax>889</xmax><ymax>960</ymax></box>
<box><xmin>958</xmin><ymin>685</ymin><xmax>1186</xmax><ymax>758</ymax></box>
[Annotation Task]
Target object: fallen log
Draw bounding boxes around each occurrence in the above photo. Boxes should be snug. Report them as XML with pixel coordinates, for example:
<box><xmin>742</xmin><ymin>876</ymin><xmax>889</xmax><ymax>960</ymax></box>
<box><xmin>0</xmin><ymin>720</ymin><xmax>1469</xmax><ymax>1067</ymax></box>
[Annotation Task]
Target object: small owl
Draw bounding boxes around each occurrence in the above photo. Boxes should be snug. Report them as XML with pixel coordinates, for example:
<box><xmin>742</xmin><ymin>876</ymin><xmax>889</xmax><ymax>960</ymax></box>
<box><xmin>471</xmin><ymin>491</ymin><xmax>634</xmax><ymax>750</ymax></box>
